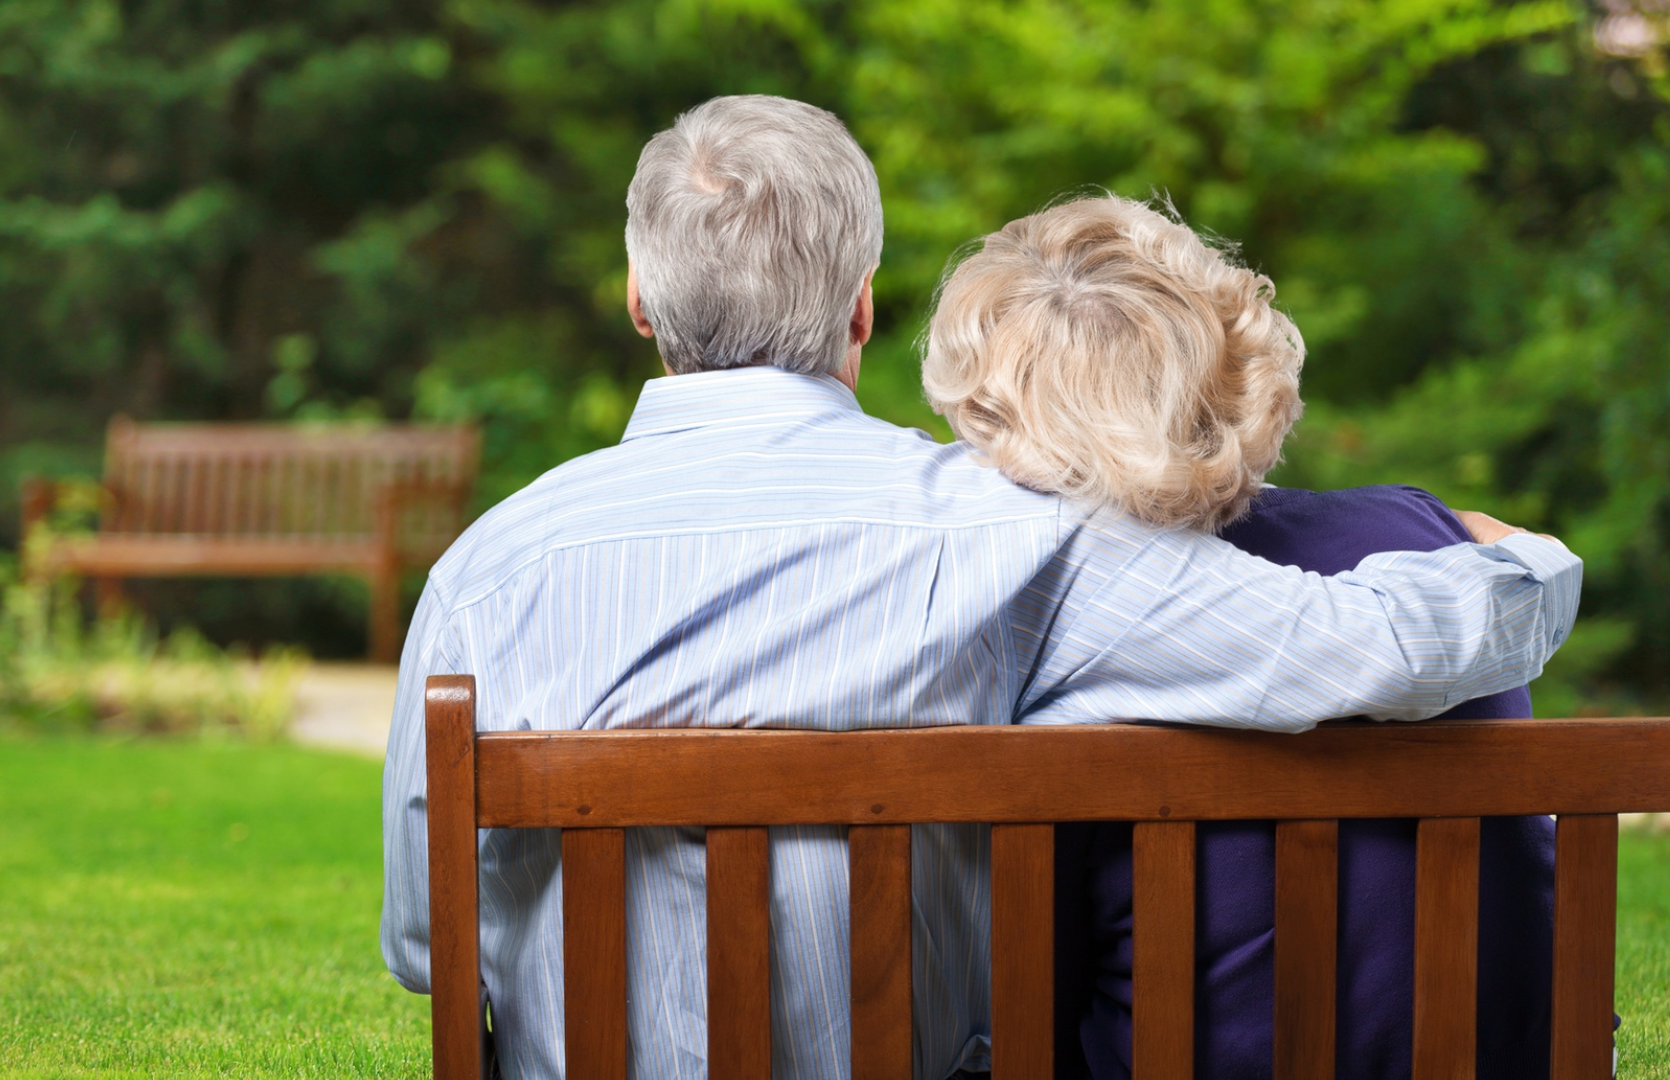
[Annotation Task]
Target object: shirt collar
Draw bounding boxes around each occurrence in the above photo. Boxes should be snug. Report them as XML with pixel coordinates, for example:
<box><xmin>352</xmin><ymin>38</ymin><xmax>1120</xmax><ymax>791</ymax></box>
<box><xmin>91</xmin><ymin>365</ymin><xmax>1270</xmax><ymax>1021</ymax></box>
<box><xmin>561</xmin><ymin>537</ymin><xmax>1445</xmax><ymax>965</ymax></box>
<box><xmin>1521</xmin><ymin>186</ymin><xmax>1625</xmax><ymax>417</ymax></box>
<box><xmin>620</xmin><ymin>367</ymin><xmax>863</xmax><ymax>442</ymax></box>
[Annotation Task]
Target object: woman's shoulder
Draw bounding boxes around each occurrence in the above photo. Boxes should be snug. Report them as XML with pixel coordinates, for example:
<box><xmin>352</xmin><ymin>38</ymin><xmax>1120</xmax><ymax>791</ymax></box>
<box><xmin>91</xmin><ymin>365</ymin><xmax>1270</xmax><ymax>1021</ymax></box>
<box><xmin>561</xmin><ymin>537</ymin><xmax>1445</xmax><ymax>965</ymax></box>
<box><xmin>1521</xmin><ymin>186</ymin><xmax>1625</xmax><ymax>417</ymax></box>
<box><xmin>1221</xmin><ymin>483</ymin><xmax>1472</xmax><ymax>576</ymax></box>
<box><xmin>1259</xmin><ymin>483</ymin><xmax>1469</xmax><ymax>535</ymax></box>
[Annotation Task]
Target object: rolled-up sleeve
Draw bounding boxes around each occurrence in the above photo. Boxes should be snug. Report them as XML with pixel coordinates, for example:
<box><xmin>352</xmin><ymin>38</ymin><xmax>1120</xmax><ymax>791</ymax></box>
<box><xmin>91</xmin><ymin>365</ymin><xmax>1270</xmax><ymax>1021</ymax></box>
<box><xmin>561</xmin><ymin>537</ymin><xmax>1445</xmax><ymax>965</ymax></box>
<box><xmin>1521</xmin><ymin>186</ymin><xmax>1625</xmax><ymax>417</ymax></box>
<box><xmin>1022</xmin><ymin>522</ymin><xmax>1582</xmax><ymax>730</ymax></box>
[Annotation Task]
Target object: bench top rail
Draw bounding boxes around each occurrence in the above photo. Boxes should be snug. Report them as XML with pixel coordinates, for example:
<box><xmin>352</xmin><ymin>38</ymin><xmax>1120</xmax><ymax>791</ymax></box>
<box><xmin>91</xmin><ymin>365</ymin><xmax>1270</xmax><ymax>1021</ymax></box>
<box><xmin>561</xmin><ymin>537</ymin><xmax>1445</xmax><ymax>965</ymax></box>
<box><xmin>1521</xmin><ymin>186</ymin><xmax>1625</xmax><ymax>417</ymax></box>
<box><xmin>470</xmin><ymin>716</ymin><xmax>1670</xmax><ymax>828</ymax></box>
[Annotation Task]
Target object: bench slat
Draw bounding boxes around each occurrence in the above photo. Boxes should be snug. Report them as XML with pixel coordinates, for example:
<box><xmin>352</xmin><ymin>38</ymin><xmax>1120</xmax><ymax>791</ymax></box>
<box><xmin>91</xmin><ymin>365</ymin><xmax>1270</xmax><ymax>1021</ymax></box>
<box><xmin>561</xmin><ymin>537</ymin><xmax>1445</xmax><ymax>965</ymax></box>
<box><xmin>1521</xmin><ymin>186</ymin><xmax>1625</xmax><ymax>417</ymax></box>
<box><xmin>148</xmin><ymin>456</ymin><xmax>169</xmax><ymax>532</ymax></box>
<box><xmin>707</xmin><ymin>826</ymin><xmax>773</xmax><ymax>1080</ymax></box>
<box><xmin>191</xmin><ymin>454</ymin><xmax>211</xmax><ymax>534</ymax></box>
<box><xmin>425</xmin><ymin>675</ymin><xmax>484</xmax><ymax>1080</ymax></box>
<box><xmin>563</xmin><ymin>827</ymin><xmax>628</xmax><ymax>1080</ymax></box>
<box><xmin>1275</xmin><ymin>819</ymin><xmax>1338</xmax><ymax>1080</ymax></box>
<box><xmin>850</xmin><ymin>824</ymin><xmax>912</xmax><ymax>1080</ymax></box>
<box><xmin>1133</xmin><ymin>820</ymin><xmax>1194</xmax><ymax>1080</ymax></box>
<box><xmin>1412</xmin><ymin>817</ymin><xmax>1480</xmax><ymax>1080</ymax></box>
<box><xmin>1551</xmin><ymin>814</ymin><xmax>1618</xmax><ymax>1080</ymax></box>
<box><xmin>991</xmin><ymin>823</ymin><xmax>1054</xmax><ymax>1080</ymax></box>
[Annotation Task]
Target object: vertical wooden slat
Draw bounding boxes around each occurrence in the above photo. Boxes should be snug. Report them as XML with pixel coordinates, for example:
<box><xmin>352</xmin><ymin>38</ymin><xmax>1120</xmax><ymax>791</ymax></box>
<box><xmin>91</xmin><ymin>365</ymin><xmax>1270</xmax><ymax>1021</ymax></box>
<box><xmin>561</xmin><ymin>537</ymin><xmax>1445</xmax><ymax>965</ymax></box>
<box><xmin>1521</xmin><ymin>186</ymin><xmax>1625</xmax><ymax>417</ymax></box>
<box><xmin>1274</xmin><ymin>819</ymin><xmax>1338</xmax><ymax>1080</ymax></box>
<box><xmin>1551</xmin><ymin>814</ymin><xmax>1618</xmax><ymax>1080</ymax></box>
<box><xmin>275</xmin><ymin>452</ymin><xmax>290</xmax><ymax>536</ymax></box>
<box><xmin>708</xmin><ymin>826</ymin><xmax>772</xmax><ymax>1080</ymax></box>
<box><xmin>564</xmin><ymin>827</ymin><xmax>628</xmax><ymax>1080</ymax></box>
<box><xmin>261</xmin><ymin>453</ymin><xmax>276</xmax><ymax>536</ymax></box>
<box><xmin>198</xmin><ymin>455</ymin><xmax>216</xmax><ymax>534</ymax></box>
<box><xmin>261</xmin><ymin>452</ymin><xmax>277</xmax><ymax>536</ymax></box>
<box><xmin>254</xmin><ymin>453</ymin><xmax>268</xmax><ymax>536</ymax></box>
<box><xmin>213</xmin><ymin>455</ymin><xmax>227</xmax><ymax>534</ymax></box>
<box><xmin>144</xmin><ymin>453</ymin><xmax>159</xmax><ymax>532</ymax></box>
<box><xmin>127</xmin><ymin>447</ymin><xmax>147</xmax><ymax>530</ymax></box>
<box><xmin>849</xmin><ymin>824</ymin><xmax>912</xmax><ymax>1080</ymax></box>
<box><xmin>211</xmin><ymin>455</ymin><xmax>229</xmax><ymax>535</ymax></box>
<box><xmin>229</xmin><ymin>455</ymin><xmax>244</xmax><ymax>535</ymax></box>
<box><xmin>174</xmin><ymin>453</ymin><xmax>190</xmax><ymax>532</ymax></box>
<box><xmin>286</xmin><ymin>451</ymin><xmax>302</xmax><ymax>536</ymax></box>
<box><xmin>316</xmin><ymin>452</ymin><xmax>330</xmax><ymax>536</ymax></box>
<box><xmin>425</xmin><ymin>675</ymin><xmax>483</xmax><ymax>1080</ymax></box>
<box><xmin>144</xmin><ymin>454</ymin><xmax>161</xmax><ymax>533</ymax></box>
<box><xmin>1132</xmin><ymin>820</ymin><xmax>1195</xmax><ymax>1080</ymax></box>
<box><xmin>146</xmin><ymin>454</ymin><xmax>167</xmax><ymax>532</ymax></box>
<box><xmin>301</xmin><ymin>452</ymin><xmax>318</xmax><ymax>537</ymax></box>
<box><xmin>182</xmin><ymin>455</ymin><xmax>195</xmax><ymax>532</ymax></box>
<box><xmin>185</xmin><ymin>453</ymin><xmax>206</xmax><ymax>533</ymax></box>
<box><xmin>240</xmin><ymin>454</ymin><xmax>256</xmax><ymax>535</ymax></box>
<box><xmin>1413</xmin><ymin>816</ymin><xmax>1480</xmax><ymax>1080</ymax></box>
<box><xmin>325</xmin><ymin>454</ymin><xmax>341</xmax><ymax>536</ymax></box>
<box><xmin>150</xmin><ymin>452</ymin><xmax>168</xmax><ymax>533</ymax></box>
<box><xmin>317</xmin><ymin>451</ymin><xmax>332</xmax><ymax>536</ymax></box>
<box><xmin>991</xmin><ymin>822</ymin><xmax>1054</xmax><ymax>1080</ymax></box>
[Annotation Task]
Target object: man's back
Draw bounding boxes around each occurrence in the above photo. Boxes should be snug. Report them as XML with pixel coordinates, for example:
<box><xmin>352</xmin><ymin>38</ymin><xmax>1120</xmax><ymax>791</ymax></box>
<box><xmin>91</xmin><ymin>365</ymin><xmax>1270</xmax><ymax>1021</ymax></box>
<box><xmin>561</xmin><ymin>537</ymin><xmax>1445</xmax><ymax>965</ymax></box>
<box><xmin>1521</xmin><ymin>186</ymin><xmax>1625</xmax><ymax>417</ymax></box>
<box><xmin>387</xmin><ymin>368</ymin><xmax>1063</xmax><ymax>1080</ymax></box>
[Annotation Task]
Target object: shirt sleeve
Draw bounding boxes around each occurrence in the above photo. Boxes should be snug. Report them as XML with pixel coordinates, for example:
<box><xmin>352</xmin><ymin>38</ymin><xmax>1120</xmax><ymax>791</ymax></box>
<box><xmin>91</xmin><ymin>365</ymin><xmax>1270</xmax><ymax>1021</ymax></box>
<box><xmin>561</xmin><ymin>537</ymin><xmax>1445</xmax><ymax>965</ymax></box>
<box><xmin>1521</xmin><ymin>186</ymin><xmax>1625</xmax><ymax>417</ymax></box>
<box><xmin>379</xmin><ymin>576</ymin><xmax>461</xmax><ymax>994</ymax></box>
<box><xmin>1018</xmin><ymin>515</ymin><xmax>1581</xmax><ymax>730</ymax></box>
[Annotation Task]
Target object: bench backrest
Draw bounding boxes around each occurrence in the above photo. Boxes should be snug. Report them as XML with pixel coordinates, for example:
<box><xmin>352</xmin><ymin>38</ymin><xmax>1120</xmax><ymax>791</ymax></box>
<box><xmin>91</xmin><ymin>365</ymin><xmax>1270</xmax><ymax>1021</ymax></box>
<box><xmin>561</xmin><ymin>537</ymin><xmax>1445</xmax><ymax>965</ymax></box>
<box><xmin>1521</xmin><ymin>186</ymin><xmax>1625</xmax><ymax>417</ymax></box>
<box><xmin>425</xmin><ymin>675</ymin><xmax>1670</xmax><ymax>1080</ymax></box>
<box><xmin>101</xmin><ymin>416</ymin><xmax>479</xmax><ymax>548</ymax></box>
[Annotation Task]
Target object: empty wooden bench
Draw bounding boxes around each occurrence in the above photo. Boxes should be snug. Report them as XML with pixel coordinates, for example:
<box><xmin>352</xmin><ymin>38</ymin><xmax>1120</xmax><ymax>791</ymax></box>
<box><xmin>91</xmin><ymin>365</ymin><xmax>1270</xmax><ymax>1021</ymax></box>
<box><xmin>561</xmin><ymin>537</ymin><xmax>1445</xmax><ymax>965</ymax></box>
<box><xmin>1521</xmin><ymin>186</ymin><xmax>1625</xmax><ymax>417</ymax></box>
<box><xmin>22</xmin><ymin>416</ymin><xmax>479</xmax><ymax>661</ymax></box>
<box><xmin>425</xmin><ymin>675</ymin><xmax>1670</xmax><ymax>1079</ymax></box>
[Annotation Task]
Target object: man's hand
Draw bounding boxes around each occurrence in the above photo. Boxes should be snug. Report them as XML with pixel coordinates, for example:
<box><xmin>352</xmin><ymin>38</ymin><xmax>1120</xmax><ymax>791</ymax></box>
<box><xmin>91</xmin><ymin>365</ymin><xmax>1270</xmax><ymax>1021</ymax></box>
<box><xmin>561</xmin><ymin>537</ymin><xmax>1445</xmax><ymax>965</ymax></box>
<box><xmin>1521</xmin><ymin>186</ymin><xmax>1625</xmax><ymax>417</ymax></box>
<box><xmin>1454</xmin><ymin>510</ymin><xmax>1567</xmax><ymax>550</ymax></box>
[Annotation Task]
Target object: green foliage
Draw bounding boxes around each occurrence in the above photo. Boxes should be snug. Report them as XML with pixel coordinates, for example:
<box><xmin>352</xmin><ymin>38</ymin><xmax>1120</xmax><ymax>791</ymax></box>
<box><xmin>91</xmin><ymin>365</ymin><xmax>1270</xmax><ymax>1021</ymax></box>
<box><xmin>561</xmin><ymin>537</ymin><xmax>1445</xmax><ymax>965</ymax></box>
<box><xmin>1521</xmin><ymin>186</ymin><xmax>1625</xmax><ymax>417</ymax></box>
<box><xmin>1</xmin><ymin>0</ymin><xmax>1667</xmax><ymax>702</ymax></box>
<box><xmin>0</xmin><ymin>0</ymin><xmax>488</xmax><ymax>507</ymax></box>
<box><xmin>1277</xmin><ymin>130</ymin><xmax>1670</xmax><ymax>711</ymax></box>
<box><xmin>0</xmin><ymin>737</ymin><xmax>429</xmax><ymax>1076</ymax></box>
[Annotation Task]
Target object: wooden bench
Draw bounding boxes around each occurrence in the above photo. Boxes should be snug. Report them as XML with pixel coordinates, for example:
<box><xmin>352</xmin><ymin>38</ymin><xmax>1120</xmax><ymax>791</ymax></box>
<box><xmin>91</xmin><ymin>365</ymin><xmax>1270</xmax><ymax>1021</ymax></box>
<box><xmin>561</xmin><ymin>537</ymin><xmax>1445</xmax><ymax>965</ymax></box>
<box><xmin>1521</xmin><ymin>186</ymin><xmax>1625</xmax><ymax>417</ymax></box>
<box><xmin>424</xmin><ymin>675</ymin><xmax>1670</xmax><ymax>1080</ymax></box>
<box><xmin>21</xmin><ymin>416</ymin><xmax>479</xmax><ymax>662</ymax></box>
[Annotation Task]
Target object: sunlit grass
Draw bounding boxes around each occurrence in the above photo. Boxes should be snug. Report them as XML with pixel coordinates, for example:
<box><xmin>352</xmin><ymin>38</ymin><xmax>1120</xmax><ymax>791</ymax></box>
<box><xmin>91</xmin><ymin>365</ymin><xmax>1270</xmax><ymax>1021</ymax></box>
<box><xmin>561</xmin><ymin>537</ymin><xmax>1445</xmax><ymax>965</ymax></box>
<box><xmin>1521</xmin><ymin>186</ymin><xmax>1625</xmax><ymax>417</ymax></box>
<box><xmin>0</xmin><ymin>735</ymin><xmax>428</xmax><ymax>1078</ymax></box>
<box><xmin>1620</xmin><ymin>827</ymin><xmax>1670</xmax><ymax>1077</ymax></box>
<box><xmin>1</xmin><ymin>734</ymin><xmax>1667</xmax><ymax>1076</ymax></box>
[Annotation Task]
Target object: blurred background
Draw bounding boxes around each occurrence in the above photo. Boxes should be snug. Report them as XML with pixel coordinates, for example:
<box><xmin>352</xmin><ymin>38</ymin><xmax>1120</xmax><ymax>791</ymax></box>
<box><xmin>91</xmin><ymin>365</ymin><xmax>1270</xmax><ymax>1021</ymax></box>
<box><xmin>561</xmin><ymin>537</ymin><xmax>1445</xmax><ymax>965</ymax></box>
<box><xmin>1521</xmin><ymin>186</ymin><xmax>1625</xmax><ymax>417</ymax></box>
<box><xmin>0</xmin><ymin>0</ymin><xmax>1665</xmax><ymax>714</ymax></box>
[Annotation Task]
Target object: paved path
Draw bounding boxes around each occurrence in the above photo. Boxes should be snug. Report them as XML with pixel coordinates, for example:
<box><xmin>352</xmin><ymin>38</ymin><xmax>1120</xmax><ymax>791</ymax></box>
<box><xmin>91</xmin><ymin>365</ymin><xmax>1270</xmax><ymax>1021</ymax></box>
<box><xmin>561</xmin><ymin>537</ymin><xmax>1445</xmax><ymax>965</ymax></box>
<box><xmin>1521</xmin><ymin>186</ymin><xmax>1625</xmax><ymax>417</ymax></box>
<box><xmin>288</xmin><ymin>663</ymin><xmax>398</xmax><ymax>758</ymax></box>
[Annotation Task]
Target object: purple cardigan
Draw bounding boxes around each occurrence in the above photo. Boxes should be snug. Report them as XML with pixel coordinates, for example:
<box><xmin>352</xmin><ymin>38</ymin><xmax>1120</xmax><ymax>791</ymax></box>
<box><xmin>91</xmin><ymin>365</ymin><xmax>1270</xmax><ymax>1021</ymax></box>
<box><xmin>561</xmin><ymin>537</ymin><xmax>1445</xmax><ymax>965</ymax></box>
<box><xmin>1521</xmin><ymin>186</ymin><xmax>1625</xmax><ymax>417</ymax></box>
<box><xmin>1054</xmin><ymin>485</ymin><xmax>1556</xmax><ymax>1080</ymax></box>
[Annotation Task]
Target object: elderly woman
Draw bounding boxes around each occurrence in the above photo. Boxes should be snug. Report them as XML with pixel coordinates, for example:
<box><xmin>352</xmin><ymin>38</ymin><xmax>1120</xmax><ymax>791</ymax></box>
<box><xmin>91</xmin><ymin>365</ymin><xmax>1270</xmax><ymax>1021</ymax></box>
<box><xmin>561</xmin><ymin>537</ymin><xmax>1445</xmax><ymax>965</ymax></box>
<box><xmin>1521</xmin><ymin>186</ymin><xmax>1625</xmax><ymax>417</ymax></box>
<box><xmin>920</xmin><ymin>194</ymin><xmax>1555</xmax><ymax>1080</ymax></box>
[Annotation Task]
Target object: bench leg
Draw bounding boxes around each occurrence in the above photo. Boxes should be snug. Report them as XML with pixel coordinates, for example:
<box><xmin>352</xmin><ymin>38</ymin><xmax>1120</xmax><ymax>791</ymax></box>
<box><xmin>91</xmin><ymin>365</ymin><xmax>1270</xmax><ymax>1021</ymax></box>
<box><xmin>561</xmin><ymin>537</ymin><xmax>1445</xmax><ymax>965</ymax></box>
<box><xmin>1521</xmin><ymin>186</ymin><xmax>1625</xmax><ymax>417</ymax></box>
<box><xmin>369</xmin><ymin>563</ymin><xmax>401</xmax><ymax>664</ymax></box>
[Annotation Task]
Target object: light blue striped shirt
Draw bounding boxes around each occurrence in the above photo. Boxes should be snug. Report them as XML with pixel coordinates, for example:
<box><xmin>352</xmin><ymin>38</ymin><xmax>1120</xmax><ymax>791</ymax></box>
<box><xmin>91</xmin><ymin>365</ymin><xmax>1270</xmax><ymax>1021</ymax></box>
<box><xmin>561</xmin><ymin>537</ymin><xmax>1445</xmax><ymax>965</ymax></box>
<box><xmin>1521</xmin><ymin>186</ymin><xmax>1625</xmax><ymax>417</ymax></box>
<box><xmin>382</xmin><ymin>366</ymin><xmax>1580</xmax><ymax>1080</ymax></box>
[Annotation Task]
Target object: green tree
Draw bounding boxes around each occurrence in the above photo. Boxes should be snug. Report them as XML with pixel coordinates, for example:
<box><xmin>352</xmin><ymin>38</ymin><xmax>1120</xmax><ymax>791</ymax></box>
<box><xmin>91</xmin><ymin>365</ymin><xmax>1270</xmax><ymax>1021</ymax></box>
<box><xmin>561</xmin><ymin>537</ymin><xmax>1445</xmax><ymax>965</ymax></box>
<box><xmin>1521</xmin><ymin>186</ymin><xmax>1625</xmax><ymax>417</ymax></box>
<box><xmin>0</xmin><ymin>0</ymin><xmax>492</xmax><ymax>505</ymax></box>
<box><xmin>3</xmin><ymin>0</ymin><xmax>1666</xmax><ymax>700</ymax></box>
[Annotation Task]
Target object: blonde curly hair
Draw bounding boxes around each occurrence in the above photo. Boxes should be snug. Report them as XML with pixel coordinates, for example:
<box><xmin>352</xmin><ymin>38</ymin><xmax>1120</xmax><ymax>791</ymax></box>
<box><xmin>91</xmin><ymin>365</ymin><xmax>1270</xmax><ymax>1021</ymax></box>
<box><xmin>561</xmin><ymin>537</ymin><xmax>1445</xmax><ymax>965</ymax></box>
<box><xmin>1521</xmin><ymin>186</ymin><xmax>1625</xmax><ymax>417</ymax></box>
<box><xmin>921</xmin><ymin>195</ymin><xmax>1305</xmax><ymax>532</ymax></box>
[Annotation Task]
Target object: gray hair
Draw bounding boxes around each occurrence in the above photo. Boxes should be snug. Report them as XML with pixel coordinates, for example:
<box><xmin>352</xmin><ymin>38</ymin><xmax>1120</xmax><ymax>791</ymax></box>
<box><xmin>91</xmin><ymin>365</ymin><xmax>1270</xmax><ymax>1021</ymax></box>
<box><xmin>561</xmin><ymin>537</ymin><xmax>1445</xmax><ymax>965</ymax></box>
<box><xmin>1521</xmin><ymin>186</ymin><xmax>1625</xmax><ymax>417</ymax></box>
<box><xmin>625</xmin><ymin>95</ymin><xmax>884</xmax><ymax>376</ymax></box>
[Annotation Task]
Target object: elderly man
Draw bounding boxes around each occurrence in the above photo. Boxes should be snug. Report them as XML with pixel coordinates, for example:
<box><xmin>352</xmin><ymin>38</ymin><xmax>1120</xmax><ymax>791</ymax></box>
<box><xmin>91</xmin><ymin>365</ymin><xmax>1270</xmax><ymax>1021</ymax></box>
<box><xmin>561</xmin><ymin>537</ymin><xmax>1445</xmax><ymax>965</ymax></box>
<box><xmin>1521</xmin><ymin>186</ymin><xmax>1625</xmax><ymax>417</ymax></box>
<box><xmin>382</xmin><ymin>95</ymin><xmax>1580</xmax><ymax>1080</ymax></box>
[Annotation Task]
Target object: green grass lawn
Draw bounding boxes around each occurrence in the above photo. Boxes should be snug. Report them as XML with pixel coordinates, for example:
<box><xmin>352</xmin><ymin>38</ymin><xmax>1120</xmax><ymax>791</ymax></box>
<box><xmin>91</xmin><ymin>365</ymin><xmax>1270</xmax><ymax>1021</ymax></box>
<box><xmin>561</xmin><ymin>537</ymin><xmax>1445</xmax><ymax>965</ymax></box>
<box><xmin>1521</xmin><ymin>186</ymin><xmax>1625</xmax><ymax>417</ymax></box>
<box><xmin>0</xmin><ymin>736</ymin><xmax>428</xmax><ymax>1078</ymax></box>
<box><xmin>1</xmin><ymin>734</ymin><xmax>1668</xmax><ymax>1077</ymax></box>
<box><xmin>1621</xmin><ymin>828</ymin><xmax>1670</xmax><ymax>1077</ymax></box>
